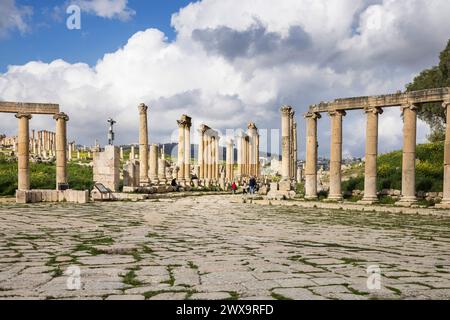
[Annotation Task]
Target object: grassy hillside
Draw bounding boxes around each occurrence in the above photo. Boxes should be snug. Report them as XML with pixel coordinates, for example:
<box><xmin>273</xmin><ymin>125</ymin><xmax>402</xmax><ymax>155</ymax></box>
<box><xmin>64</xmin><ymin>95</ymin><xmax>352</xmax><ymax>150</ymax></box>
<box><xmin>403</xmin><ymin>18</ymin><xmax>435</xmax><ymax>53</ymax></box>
<box><xmin>342</xmin><ymin>142</ymin><xmax>444</xmax><ymax>192</ymax></box>
<box><xmin>0</xmin><ymin>153</ymin><xmax>94</xmax><ymax>196</ymax></box>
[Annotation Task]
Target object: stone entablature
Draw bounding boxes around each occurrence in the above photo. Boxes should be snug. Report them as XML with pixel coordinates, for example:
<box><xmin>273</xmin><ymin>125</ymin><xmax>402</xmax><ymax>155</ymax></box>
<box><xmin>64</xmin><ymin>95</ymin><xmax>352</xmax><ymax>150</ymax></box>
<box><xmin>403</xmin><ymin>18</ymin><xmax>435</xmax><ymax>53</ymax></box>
<box><xmin>0</xmin><ymin>102</ymin><xmax>59</xmax><ymax>115</ymax></box>
<box><xmin>309</xmin><ymin>87</ymin><xmax>450</xmax><ymax>113</ymax></box>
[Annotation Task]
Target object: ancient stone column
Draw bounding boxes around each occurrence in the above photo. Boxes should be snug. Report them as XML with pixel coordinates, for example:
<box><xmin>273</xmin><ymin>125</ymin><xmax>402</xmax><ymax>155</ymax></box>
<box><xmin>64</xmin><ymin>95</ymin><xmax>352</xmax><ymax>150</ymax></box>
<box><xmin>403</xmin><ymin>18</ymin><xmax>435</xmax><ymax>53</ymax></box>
<box><xmin>289</xmin><ymin>110</ymin><xmax>295</xmax><ymax>179</ymax></box>
<box><xmin>68</xmin><ymin>142</ymin><xmax>72</xmax><ymax>160</ymax></box>
<box><xmin>158</xmin><ymin>158</ymin><xmax>167</xmax><ymax>184</ymax></box>
<box><xmin>16</xmin><ymin>113</ymin><xmax>32</xmax><ymax>191</ymax></box>
<box><xmin>328</xmin><ymin>110</ymin><xmax>346</xmax><ymax>201</ymax></box>
<box><xmin>236</xmin><ymin>132</ymin><xmax>243</xmax><ymax>178</ymax></box>
<box><xmin>280</xmin><ymin>105</ymin><xmax>292</xmax><ymax>181</ymax></box>
<box><xmin>255</xmin><ymin>132</ymin><xmax>260</xmax><ymax>177</ymax></box>
<box><xmin>293</xmin><ymin>121</ymin><xmax>298</xmax><ymax>181</ymax></box>
<box><xmin>177</xmin><ymin>117</ymin><xmax>186</xmax><ymax>182</ymax></box>
<box><xmin>183</xmin><ymin>115</ymin><xmax>192</xmax><ymax>182</ymax></box>
<box><xmin>215</xmin><ymin>135</ymin><xmax>220</xmax><ymax>180</ymax></box>
<box><xmin>304</xmin><ymin>112</ymin><xmax>321</xmax><ymax>199</ymax></box>
<box><xmin>138</xmin><ymin>103</ymin><xmax>150</xmax><ymax>185</ymax></box>
<box><xmin>440</xmin><ymin>101</ymin><xmax>450</xmax><ymax>207</ymax></box>
<box><xmin>398</xmin><ymin>104</ymin><xmax>419</xmax><ymax>205</ymax></box>
<box><xmin>149</xmin><ymin>144</ymin><xmax>159</xmax><ymax>184</ymax></box>
<box><xmin>208</xmin><ymin>135</ymin><xmax>214</xmax><ymax>180</ymax></box>
<box><xmin>130</xmin><ymin>145</ymin><xmax>135</xmax><ymax>160</ymax></box>
<box><xmin>361</xmin><ymin>107</ymin><xmax>383</xmax><ymax>203</ymax></box>
<box><xmin>54</xmin><ymin>113</ymin><xmax>69</xmax><ymax>189</ymax></box>
<box><xmin>120</xmin><ymin>147</ymin><xmax>124</xmax><ymax>160</ymax></box>
<box><xmin>226</xmin><ymin>139</ymin><xmax>234</xmax><ymax>181</ymax></box>
<box><xmin>31</xmin><ymin>130</ymin><xmax>36</xmax><ymax>155</ymax></box>
<box><xmin>198</xmin><ymin>126</ymin><xmax>205</xmax><ymax>180</ymax></box>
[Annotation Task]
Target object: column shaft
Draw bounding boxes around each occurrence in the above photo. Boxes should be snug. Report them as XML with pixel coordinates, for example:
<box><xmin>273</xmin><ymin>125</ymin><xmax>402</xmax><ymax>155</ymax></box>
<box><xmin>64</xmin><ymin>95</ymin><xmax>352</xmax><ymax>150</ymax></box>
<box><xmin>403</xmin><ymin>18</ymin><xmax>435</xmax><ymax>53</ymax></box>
<box><xmin>328</xmin><ymin>110</ymin><xmax>345</xmax><ymax>200</ymax></box>
<box><xmin>362</xmin><ymin>107</ymin><xmax>382</xmax><ymax>202</ymax></box>
<box><xmin>16</xmin><ymin>113</ymin><xmax>32</xmax><ymax>190</ymax></box>
<box><xmin>54</xmin><ymin>113</ymin><xmax>69</xmax><ymax>189</ymax></box>
<box><xmin>399</xmin><ymin>104</ymin><xmax>418</xmax><ymax>204</ymax></box>
<box><xmin>442</xmin><ymin>102</ymin><xmax>450</xmax><ymax>204</ymax></box>
<box><xmin>280</xmin><ymin>106</ymin><xmax>292</xmax><ymax>181</ymax></box>
<box><xmin>138</xmin><ymin>104</ymin><xmax>149</xmax><ymax>185</ymax></box>
<box><xmin>305</xmin><ymin>113</ymin><xmax>320</xmax><ymax>199</ymax></box>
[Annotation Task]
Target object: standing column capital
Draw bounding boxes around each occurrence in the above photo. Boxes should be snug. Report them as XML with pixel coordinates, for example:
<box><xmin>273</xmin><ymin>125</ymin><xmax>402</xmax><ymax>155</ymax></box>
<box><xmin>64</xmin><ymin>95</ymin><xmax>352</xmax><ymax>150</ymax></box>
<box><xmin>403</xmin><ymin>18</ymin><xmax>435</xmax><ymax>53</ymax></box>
<box><xmin>53</xmin><ymin>112</ymin><xmax>69</xmax><ymax>121</ymax></box>
<box><xmin>328</xmin><ymin>110</ymin><xmax>346</xmax><ymax>117</ymax></box>
<box><xmin>364</xmin><ymin>106</ymin><xmax>383</xmax><ymax>115</ymax></box>
<box><xmin>304</xmin><ymin>112</ymin><xmax>322</xmax><ymax>120</ymax></box>
<box><xmin>226</xmin><ymin>138</ymin><xmax>234</xmax><ymax>146</ymax></box>
<box><xmin>280</xmin><ymin>105</ymin><xmax>293</xmax><ymax>116</ymax></box>
<box><xmin>15</xmin><ymin>112</ymin><xmax>32</xmax><ymax>120</ymax></box>
<box><xmin>442</xmin><ymin>101</ymin><xmax>450</xmax><ymax>109</ymax></box>
<box><xmin>138</xmin><ymin>103</ymin><xmax>148</xmax><ymax>114</ymax></box>
<box><xmin>401</xmin><ymin>103</ymin><xmax>420</xmax><ymax>113</ymax></box>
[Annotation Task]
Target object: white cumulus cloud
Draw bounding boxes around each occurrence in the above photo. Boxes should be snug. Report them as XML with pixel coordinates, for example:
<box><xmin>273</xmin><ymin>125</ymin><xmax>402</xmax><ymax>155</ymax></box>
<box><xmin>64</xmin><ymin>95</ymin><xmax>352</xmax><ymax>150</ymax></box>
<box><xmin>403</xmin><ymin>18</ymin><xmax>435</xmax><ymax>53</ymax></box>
<box><xmin>1</xmin><ymin>0</ymin><xmax>450</xmax><ymax>158</ymax></box>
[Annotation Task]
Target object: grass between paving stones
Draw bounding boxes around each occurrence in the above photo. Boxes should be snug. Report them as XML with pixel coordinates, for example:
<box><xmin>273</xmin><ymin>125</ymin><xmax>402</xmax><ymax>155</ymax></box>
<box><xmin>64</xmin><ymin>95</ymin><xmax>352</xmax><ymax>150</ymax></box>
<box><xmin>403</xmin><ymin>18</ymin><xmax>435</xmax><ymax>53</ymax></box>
<box><xmin>187</xmin><ymin>261</ymin><xmax>198</xmax><ymax>269</ymax></box>
<box><xmin>122</xmin><ymin>269</ymin><xmax>142</xmax><ymax>287</ymax></box>
<box><xmin>385</xmin><ymin>286</ymin><xmax>402</xmax><ymax>295</ymax></box>
<box><xmin>341</xmin><ymin>257</ymin><xmax>367</xmax><ymax>266</ymax></box>
<box><xmin>270</xmin><ymin>292</ymin><xmax>293</xmax><ymax>300</ymax></box>
<box><xmin>343</xmin><ymin>284</ymin><xmax>369</xmax><ymax>296</ymax></box>
<box><xmin>161</xmin><ymin>265</ymin><xmax>177</xmax><ymax>286</ymax></box>
<box><xmin>225</xmin><ymin>291</ymin><xmax>240</xmax><ymax>300</ymax></box>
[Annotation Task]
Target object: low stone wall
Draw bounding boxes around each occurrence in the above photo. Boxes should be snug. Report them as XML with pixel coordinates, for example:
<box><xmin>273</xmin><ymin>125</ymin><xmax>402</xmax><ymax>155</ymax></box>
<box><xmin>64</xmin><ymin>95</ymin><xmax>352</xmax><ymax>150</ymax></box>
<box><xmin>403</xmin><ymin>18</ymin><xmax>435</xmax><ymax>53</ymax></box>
<box><xmin>16</xmin><ymin>189</ymin><xmax>89</xmax><ymax>204</ymax></box>
<box><xmin>345</xmin><ymin>189</ymin><xmax>443</xmax><ymax>202</ymax></box>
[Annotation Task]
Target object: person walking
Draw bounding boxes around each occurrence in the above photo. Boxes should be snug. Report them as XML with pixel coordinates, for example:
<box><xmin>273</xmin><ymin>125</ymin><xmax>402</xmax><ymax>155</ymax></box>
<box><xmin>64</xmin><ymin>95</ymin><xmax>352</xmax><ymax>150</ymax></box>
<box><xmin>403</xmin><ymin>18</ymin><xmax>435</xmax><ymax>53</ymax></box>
<box><xmin>249</xmin><ymin>176</ymin><xmax>256</xmax><ymax>194</ymax></box>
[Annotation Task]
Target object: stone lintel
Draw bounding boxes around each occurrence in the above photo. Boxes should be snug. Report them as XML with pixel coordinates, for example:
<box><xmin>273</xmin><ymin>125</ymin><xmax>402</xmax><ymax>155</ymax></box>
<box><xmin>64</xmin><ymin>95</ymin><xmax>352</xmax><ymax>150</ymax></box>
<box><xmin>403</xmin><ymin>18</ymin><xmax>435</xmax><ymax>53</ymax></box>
<box><xmin>1</xmin><ymin>102</ymin><xmax>59</xmax><ymax>115</ymax></box>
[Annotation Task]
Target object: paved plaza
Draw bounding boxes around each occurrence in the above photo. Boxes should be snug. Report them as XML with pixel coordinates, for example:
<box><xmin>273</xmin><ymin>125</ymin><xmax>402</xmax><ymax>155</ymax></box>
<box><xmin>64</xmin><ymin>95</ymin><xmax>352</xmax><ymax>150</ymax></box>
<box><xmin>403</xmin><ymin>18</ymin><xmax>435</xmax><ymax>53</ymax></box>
<box><xmin>0</xmin><ymin>195</ymin><xmax>450</xmax><ymax>300</ymax></box>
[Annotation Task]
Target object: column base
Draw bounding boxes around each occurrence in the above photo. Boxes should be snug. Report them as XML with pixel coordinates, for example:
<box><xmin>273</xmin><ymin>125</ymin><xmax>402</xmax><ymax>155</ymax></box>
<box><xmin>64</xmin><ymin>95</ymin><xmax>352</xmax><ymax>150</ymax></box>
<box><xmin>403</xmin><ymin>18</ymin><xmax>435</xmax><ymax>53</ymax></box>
<box><xmin>435</xmin><ymin>199</ymin><xmax>450</xmax><ymax>209</ymax></box>
<box><xmin>325</xmin><ymin>194</ymin><xmax>343</xmax><ymax>202</ymax></box>
<box><xmin>304</xmin><ymin>195</ymin><xmax>318</xmax><ymax>200</ymax></box>
<box><xmin>358</xmin><ymin>196</ymin><xmax>379</xmax><ymax>205</ymax></box>
<box><xmin>396</xmin><ymin>196</ymin><xmax>417</xmax><ymax>207</ymax></box>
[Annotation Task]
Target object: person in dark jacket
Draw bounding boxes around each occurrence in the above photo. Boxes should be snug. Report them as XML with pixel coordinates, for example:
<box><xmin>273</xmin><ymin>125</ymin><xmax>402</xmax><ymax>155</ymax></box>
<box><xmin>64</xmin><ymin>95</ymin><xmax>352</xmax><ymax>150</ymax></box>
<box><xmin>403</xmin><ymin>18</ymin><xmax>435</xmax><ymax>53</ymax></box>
<box><xmin>249</xmin><ymin>176</ymin><xmax>257</xmax><ymax>194</ymax></box>
<box><xmin>171</xmin><ymin>178</ymin><xmax>180</xmax><ymax>192</ymax></box>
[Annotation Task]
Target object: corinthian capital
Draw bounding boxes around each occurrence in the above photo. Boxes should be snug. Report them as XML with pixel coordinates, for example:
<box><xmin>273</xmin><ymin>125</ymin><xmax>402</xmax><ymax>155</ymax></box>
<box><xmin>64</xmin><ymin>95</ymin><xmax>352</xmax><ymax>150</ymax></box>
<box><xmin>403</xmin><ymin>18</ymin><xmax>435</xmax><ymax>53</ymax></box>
<box><xmin>53</xmin><ymin>112</ymin><xmax>69</xmax><ymax>121</ymax></box>
<box><xmin>138</xmin><ymin>103</ymin><xmax>148</xmax><ymax>114</ymax></box>
<box><xmin>280</xmin><ymin>105</ymin><xmax>292</xmax><ymax>115</ymax></box>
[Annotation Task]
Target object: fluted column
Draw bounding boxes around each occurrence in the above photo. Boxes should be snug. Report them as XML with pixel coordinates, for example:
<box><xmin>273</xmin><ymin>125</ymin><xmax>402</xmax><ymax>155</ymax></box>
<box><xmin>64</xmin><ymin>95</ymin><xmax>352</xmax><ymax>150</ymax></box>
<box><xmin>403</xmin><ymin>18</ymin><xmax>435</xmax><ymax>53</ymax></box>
<box><xmin>54</xmin><ymin>113</ymin><xmax>69</xmax><ymax>189</ymax></box>
<box><xmin>16</xmin><ymin>113</ymin><xmax>32</xmax><ymax>191</ymax></box>
<box><xmin>440</xmin><ymin>101</ymin><xmax>450</xmax><ymax>207</ymax></box>
<box><xmin>289</xmin><ymin>110</ymin><xmax>295</xmax><ymax>179</ymax></box>
<box><xmin>361</xmin><ymin>107</ymin><xmax>383</xmax><ymax>203</ymax></box>
<box><xmin>138</xmin><ymin>103</ymin><xmax>149</xmax><ymax>185</ymax></box>
<box><xmin>255</xmin><ymin>133</ymin><xmax>260</xmax><ymax>177</ymax></box>
<box><xmin>398</xmin><ymin>104</ymin><xmax>418</xmax><ymax>205</ymax></box>
<box><xmin>328</xmin><ymin>110</ymin><xmax>346</xmax><ymax>201</ymax></box>
<box><xmin>280</xmin><ymin>105</ymin><xmax>292</xmax><ymax>181</ymax></box>
<box><xmin>304</xmin><ymin>112</ymin><xmax>321</xmax><ymax>199</ymax></box>
<box><xmin>183</xmin><ymin>116</ymin><xmax>192</xmax><ymax>182</ymax></box>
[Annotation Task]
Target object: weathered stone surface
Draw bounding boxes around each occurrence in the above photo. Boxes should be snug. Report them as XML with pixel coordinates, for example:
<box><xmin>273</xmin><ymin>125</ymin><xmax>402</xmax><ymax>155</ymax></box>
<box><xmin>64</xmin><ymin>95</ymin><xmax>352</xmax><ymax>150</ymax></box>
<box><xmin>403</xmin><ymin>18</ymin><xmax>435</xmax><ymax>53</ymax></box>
<box><xmin>1</xmin><ymin>194</ymin><xmax>450</xmax><ymax>300</ymax></box>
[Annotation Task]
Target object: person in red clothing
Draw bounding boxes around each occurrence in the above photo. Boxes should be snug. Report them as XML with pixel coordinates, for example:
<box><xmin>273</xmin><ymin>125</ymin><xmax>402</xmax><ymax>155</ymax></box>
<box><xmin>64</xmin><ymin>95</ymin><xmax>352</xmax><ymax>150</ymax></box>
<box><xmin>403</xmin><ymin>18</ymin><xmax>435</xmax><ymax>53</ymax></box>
<box><xmin>231</xmin><ymin>181</ymin><xmax>237</xmax><ymax>194</ymax></box>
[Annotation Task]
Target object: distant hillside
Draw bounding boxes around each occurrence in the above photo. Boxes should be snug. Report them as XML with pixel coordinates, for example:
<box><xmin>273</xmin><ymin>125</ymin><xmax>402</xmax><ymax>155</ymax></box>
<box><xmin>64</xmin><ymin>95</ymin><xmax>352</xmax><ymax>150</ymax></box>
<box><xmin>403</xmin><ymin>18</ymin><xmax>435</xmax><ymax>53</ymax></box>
<box><xmin>343</xmin><ymin>142</ymin><xmax>444</xmax><ymax>192</ymax></box>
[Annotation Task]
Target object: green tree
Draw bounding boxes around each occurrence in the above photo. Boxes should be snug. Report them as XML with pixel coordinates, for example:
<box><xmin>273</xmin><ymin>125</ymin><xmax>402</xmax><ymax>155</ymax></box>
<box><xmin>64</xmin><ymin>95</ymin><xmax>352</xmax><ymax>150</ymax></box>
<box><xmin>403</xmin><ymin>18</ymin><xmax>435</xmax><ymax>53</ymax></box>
<box><xmin>406</xmin><ymin>39</ymin><xmax>450</xmax><ymax>142</ymax></box>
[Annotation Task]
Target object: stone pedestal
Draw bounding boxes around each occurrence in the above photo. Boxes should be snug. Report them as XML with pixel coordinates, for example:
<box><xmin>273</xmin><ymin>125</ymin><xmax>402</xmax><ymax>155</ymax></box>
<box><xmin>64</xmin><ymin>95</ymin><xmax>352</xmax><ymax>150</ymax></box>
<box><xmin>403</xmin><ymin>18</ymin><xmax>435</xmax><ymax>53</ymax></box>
<box><xmin>93</xmin><ymin>145</ymin><xmax>120</xmax><ymax>192</ymax></box>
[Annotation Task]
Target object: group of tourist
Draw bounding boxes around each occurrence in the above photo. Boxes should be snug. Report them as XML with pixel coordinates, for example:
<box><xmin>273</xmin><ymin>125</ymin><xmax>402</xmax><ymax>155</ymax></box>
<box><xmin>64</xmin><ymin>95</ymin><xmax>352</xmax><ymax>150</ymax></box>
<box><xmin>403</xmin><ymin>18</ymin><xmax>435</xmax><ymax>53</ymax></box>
<box><xmin>231</xmin><ymin>176</ymin><xmax>258</xmax><ymax>195</ymax></box>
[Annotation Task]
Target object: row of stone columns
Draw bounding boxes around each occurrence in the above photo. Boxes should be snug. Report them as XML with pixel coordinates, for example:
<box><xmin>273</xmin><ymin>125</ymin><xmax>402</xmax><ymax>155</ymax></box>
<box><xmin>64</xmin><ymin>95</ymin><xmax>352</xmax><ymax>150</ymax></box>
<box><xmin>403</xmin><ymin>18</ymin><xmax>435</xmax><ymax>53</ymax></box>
<box><xmin>304</xmin><ymin>101</ymin><xmax>450</xmax><ymax>207</ymax></box>
<box><xmin>236</xmin><ymin>124</ymin><xmax>260</xmax><ymax>179</ymax></box>
<box><xmin>197</xmin><ymin>124</ymin><xmax>220</xmax><ymax>181</ymax></box>
<box><xmin>15</xmin><ymin>112</ymin><xmax>69</xmax><ymax>191</ymax></box>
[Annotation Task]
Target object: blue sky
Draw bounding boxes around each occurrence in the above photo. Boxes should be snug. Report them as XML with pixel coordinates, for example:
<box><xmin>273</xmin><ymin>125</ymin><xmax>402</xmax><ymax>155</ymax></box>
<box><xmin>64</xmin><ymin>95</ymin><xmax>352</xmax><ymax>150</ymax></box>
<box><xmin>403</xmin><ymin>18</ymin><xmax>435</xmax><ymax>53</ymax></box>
<box><xmin>0</xmin><ymin>0</ymin><xmax>192</xmax><ymax>73</ymax></box>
